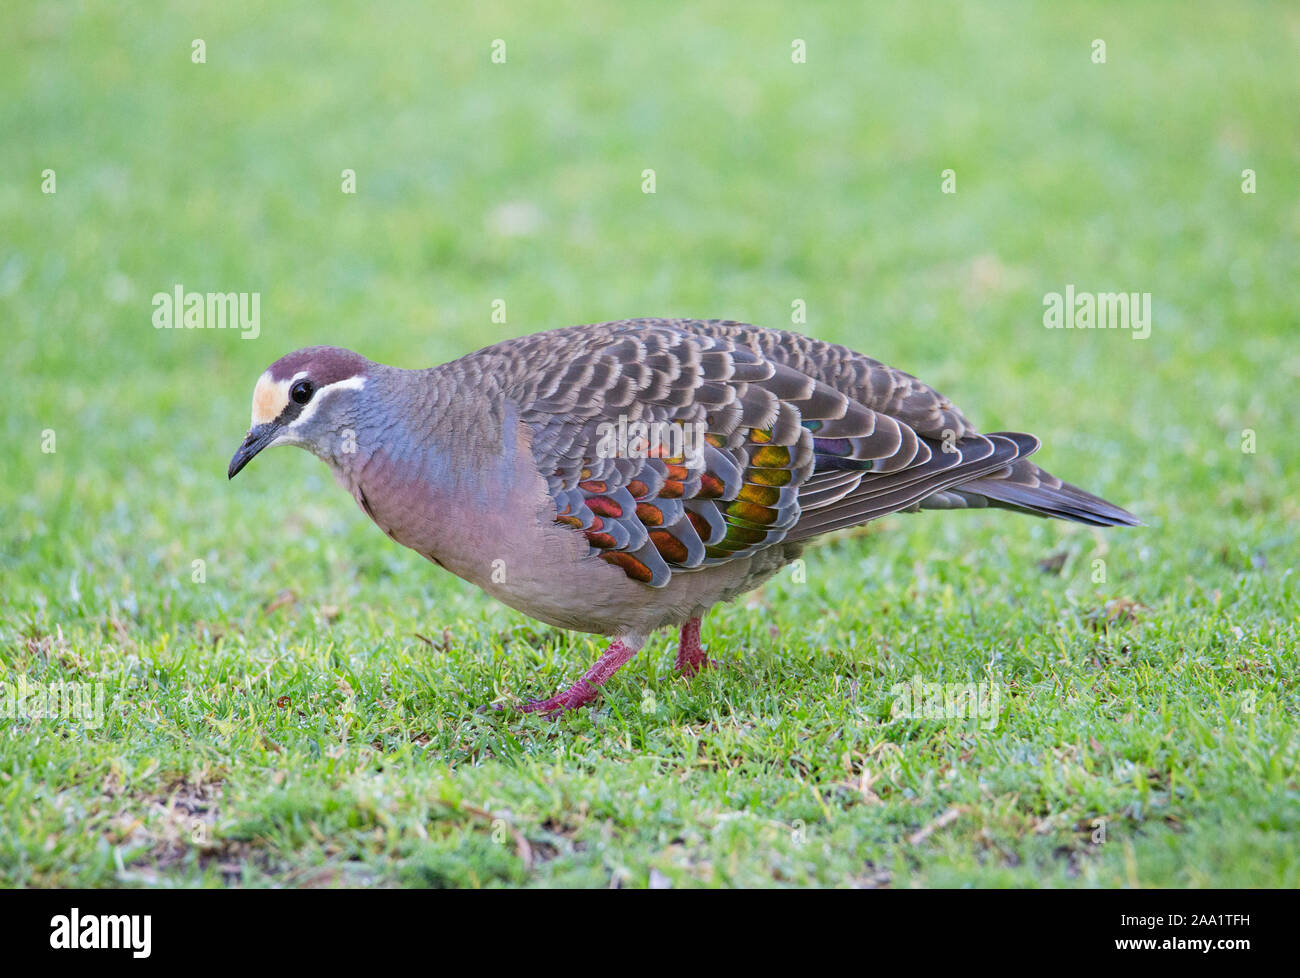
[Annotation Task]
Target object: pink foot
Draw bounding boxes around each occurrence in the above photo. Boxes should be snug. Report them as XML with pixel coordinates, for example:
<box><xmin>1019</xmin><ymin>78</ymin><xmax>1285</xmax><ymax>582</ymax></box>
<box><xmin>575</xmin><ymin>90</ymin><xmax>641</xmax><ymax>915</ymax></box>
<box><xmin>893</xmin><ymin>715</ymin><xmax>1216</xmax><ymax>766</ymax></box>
<box><xmin>519</xmin><ymin>636</ymin><xmax>642</xmax><ymax>718</ymax></box>
<box><xmin>520</xmin><ymin>679</ymin><xmax>600</xmax><ymax>718</ymax></box>
<box><xmin>676</xmin><ymin>616</ymin><xmax>718</xmax><ymax>677</ymax></box>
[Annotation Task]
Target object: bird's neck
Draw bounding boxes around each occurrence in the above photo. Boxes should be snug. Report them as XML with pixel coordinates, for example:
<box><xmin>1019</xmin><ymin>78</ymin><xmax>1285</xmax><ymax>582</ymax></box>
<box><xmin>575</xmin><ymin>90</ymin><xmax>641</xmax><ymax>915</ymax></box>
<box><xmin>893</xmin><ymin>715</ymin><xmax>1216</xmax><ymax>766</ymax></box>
<box><xmin>335</xmin><ymin>365</ymin><xmax>539</xmax><ymax>570</ymax></box>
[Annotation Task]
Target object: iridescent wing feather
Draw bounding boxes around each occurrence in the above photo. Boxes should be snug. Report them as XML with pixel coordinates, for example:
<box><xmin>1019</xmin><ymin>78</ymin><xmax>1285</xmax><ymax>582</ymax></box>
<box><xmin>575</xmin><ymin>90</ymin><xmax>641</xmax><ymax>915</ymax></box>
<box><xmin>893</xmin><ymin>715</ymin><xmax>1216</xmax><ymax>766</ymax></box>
<box><xmin>490</xmin><ymin>319</ymin><xmax>1134</xmax><ymax>587</ymax></box>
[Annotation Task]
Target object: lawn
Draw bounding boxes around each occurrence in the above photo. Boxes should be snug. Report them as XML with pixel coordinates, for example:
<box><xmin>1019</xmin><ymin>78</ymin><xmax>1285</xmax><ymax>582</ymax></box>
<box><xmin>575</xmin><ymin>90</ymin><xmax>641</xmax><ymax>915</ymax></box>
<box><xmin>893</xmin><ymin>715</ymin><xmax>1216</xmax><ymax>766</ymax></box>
<box><xmin>2</xmin><ymin>1</ymin><xmax>1297</xmax><ymax>887</ymax></box>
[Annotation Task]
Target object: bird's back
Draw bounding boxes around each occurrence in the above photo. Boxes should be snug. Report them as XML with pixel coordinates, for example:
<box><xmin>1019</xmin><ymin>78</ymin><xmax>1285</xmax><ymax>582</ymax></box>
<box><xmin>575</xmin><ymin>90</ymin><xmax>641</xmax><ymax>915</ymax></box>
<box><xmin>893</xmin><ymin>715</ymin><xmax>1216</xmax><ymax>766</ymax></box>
<box><xmin>435</xmin><ymin>319</ymin><xmax>1135</xmax><ymax>594</ymax></box>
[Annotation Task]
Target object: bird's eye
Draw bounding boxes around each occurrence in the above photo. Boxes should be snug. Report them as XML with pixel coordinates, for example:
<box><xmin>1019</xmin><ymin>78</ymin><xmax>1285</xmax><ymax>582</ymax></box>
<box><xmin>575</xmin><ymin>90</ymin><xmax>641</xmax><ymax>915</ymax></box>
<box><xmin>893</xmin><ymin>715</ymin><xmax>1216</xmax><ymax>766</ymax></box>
<box><xmin>290</xmin><ymin>380</ymin><xmax>314</xmax><ymax>404</ymax></box>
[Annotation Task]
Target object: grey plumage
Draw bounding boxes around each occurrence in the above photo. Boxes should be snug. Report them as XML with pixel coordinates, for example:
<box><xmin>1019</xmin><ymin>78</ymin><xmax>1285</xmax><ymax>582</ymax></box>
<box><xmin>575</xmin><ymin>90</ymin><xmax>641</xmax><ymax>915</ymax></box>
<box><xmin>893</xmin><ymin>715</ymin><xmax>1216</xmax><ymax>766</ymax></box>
<box><xmin>229</xmin><ymin>319</ymin><xmax>1139</xmax><ymax>714</ymax></box>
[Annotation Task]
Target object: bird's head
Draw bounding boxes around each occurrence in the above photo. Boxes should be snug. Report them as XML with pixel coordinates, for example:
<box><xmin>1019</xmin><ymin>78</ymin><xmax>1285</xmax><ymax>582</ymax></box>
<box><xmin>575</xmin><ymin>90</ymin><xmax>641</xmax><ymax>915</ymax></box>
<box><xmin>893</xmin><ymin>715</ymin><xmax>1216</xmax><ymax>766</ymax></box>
<box><xmin>228</xmin><ymin>346</ymin><xmax>372</xmax><ymax>479</ymax></box>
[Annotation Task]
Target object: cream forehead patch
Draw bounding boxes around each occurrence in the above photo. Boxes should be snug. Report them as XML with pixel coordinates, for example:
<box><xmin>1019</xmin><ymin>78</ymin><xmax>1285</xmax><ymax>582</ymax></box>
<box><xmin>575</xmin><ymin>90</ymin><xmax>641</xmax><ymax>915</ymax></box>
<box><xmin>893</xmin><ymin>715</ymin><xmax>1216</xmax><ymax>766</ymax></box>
<box><xmin>251</xmin><ymin>372</ymin><xmax>289</xmax><ymax>426</ymax></box>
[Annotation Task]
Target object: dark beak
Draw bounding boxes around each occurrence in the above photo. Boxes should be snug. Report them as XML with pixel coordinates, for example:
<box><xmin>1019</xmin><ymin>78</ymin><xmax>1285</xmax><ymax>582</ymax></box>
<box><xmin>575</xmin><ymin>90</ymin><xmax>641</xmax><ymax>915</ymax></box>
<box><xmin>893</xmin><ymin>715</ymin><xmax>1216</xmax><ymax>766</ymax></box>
<box><xmin>228</xmin><ymin>422</ymin><xmax>280</xmax><ymax>479</ymax></box>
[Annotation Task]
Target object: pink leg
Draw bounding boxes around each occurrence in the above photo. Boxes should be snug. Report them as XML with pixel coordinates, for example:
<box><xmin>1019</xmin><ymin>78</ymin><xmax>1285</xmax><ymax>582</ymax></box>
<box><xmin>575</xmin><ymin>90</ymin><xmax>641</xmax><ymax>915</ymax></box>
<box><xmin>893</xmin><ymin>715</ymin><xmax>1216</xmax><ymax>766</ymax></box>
<box><xmin>675</xmin><ymin>615</ymin><xmax>717</xmax><ymax>676</ymax></box>
<box><xmin>521</xmin><ymin>636</ymin><xmax>643</xmax><ymax>718</ymax></box>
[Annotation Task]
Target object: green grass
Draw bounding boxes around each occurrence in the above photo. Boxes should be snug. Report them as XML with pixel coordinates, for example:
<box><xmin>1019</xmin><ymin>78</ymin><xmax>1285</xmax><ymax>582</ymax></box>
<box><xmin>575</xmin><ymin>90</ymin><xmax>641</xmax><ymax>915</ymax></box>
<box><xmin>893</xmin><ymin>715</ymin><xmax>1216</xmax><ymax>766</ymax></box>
<box><xmin>2</xmin><ymin>0</ymin><xmax>1297</xmax><ymax>887</ymax></box>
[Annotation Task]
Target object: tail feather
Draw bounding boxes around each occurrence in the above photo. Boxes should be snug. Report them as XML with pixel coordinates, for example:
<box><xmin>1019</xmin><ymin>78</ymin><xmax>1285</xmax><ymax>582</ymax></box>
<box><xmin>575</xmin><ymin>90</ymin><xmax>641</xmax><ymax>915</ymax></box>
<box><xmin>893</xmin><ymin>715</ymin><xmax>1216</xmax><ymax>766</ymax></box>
<box><xmin>938</xmin><ymin>431</ymin><xmax>1141</xmax><ymax>527</ymax></box>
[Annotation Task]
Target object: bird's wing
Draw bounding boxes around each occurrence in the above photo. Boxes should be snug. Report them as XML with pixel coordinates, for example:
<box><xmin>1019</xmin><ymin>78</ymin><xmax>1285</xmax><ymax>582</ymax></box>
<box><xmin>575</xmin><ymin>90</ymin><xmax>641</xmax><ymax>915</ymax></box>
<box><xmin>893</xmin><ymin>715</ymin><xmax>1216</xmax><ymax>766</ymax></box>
<box><xmin>494</xmin><ymin>319</ymin><xmax>1034</xmax><ymax>586</ymax></box>
<box><xmin>679</xmin><ymin>319</ymin><xmax>1138</xmax><ymax>529</ymax></box>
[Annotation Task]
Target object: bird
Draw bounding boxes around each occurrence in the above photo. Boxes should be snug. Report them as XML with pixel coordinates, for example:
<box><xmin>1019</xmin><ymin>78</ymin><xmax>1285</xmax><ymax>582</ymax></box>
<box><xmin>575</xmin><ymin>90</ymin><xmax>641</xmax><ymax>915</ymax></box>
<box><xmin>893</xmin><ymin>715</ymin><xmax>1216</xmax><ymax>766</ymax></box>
<box><xmin>228</xmin><ymin>318</ymin><xmax>1139</xmax><ymax>717</ymax></box>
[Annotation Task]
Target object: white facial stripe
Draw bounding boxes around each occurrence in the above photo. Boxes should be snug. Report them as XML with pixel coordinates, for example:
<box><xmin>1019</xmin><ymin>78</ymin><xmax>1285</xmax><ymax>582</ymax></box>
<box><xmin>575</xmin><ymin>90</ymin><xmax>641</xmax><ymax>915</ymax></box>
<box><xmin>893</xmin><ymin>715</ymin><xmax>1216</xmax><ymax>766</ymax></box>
<box><xmin>284</xmin><ymin>375</ymin><xmax>367</xmax><ymax>429</ymax></box>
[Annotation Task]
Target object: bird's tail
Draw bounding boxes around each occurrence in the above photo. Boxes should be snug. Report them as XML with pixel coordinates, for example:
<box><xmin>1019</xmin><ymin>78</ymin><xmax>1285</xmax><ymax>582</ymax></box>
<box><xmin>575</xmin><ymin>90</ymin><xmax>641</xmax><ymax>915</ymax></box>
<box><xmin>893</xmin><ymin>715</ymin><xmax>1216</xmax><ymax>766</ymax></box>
<box><xmin>920</xmin><ymin>431</ymin><xmax>1141</xmax><ymax>527</ymax></box>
